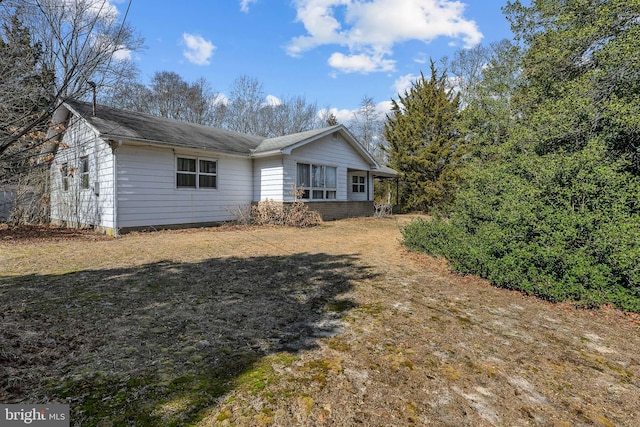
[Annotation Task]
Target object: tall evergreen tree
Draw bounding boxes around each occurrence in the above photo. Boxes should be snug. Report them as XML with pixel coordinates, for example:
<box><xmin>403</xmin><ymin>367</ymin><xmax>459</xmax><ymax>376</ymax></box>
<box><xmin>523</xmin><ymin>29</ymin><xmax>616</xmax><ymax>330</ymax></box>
<box><xmin>0</xmin><ymin>14</ymin><xmax>53</xmax><ymax>177</ymax></box>
<box><xmin>504</xmin><ymin>0</ymin><xmax>640</xmax><ymax>171</ymax></box>
<box><xmin>384</xmin><ymin>61</ymin><xmax>464</xmax><ymax>212</ymax></box>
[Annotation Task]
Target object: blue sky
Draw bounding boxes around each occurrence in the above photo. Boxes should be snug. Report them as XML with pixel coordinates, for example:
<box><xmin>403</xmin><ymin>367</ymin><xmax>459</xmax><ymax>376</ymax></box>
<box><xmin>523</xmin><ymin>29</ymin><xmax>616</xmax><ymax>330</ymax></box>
<box><xmin>112</xmin><ymin>0</ymin><xmax>517</xmax><ymax>121</ymax></box>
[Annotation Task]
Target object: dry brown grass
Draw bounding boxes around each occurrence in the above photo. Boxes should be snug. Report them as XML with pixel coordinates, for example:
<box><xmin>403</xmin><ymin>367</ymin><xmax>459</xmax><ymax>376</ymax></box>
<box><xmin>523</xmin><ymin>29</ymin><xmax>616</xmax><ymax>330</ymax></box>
<box><xmin>1</xmin><ymin>216</ymin><xmax>639</xmax><ymax>426</ymax></box>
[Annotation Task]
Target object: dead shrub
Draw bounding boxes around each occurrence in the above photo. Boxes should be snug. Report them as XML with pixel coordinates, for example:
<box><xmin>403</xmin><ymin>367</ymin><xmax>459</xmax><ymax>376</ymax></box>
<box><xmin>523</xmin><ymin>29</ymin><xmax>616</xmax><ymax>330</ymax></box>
<box><xmin>250</xmin><ymin>199</ymin><xmax>321</xmax><ymax>228</ymax></box>
<box><xmin>229</xmin><ymin>204</ymin><xmax>252</xmax><ymax>225</ymax></box>
<box><xmin>374</xmin><ymin>202</ymin><xmax>393</xmax><ymax>218</ymax></box>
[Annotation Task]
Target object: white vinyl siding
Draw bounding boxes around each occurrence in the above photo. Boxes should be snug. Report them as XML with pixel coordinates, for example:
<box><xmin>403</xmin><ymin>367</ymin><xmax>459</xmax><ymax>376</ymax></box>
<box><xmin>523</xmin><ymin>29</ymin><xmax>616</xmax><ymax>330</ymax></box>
<box><xmin>176</xmin><ymin>156</ymin><xmax>217</xmax><ymax>189</ymax></box>
<box><xmin>253</xmin><ymin>157</ymin><xmax>284</xmax><ymax>201</ymax></box>
<box><xmin>116</xmin><ymin>145</ymin><xmax>252</xmax><ymax>228</ymax></box>
<box><xmin>50</xmin><ymin>116</ymin><xmax>115</xmax><ymax>230</ymax></box>
<box><xmin>347</xmin><ymin>172</ymin><xmax>370</xmax><ymax>201</ymax></box>
<box><xmin>282</xmin><ymin>133</ymin><xmax>372</xmax><ymax>202</ymax></box>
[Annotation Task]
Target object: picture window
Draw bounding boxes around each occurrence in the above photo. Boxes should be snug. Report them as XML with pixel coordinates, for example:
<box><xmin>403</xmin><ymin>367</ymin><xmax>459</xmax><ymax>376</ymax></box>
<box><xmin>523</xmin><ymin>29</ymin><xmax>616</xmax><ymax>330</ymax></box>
<box><xmin>296</xmin><ymin>163</ymin><xmax>337</xmax><ymax>200</ymax></box>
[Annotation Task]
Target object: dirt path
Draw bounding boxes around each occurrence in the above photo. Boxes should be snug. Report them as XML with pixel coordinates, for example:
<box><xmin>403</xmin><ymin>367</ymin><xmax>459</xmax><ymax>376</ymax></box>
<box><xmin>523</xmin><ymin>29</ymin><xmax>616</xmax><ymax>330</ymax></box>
<box><xmin>1</xmin><ymin>217</ymin><xmax>639</xmax><ymax>426</ymax></box>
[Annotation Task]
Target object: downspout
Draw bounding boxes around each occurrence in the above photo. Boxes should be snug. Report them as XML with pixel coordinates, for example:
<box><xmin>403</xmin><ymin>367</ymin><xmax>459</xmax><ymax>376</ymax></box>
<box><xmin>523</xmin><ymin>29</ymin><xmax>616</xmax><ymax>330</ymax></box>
<box><xmin>94</xmin><ymin>137</ymin><xmax>99</xmax><ymax>228</ymax></box>
<box><xmin>110</xmin><ymin>140</ymin><xmax>121</xmax><ymax>237</ymax></box>
<box><xmin>251</xmin><ymin>157</ymin><xmax>255</xmax><ymax>203</ymax></box>
<box><xmin>282</xmin><ymin>156</ymin><xmax>286</xmax><ymax>202</ymax></box>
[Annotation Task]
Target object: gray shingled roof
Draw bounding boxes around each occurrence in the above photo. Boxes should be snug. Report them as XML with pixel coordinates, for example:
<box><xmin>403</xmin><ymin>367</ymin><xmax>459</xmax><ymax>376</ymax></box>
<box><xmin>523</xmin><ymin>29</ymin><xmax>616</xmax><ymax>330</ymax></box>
<box><xmin>373</xmin><ymin>164</ymin><xmax>399</xmax><ymax>178</ymax></box>
<box><xmin>63</xmin><ymin>101</ymin><xmax>398</xmax><ymax>178</ymax></box>
<box><xmin>65</xmin><ymin>100</ymin><xmax>264</xmax><ymax>155</ymax></box>
<box><xmin>254</xmin><ymin>126</ymin><xmax>340</xmax><ymax>153</ymax></box>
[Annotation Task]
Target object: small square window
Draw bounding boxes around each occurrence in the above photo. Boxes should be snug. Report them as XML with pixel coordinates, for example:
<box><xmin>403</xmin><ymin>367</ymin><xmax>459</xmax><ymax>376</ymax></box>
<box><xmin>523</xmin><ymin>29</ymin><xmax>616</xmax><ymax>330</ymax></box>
<box><xmin>352</xmin><ymin>175</ymin><xmax>365</xmax><ymax>193</ymax></box>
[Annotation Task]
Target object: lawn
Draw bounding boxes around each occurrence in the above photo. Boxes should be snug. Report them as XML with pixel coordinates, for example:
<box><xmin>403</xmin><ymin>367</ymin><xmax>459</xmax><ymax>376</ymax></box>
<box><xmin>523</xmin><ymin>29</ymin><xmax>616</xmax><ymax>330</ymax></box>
<box><xmin>1</xmin><ymin>217</ymin><xmax>639</xmax><ymax>426</ymax></box>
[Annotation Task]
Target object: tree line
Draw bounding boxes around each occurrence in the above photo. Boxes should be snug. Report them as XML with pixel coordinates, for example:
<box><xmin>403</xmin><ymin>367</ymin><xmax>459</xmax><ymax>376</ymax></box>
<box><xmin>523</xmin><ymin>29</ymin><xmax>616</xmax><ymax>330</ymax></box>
<box><xmin>102</xmin><ymin>73</ymin><xmax>322</xmax><ymax>138</ymax></box>
<box><xmin>102</xmin><ymin>72</ymin><xmax>387</xmax><ymax>159</ymax></box>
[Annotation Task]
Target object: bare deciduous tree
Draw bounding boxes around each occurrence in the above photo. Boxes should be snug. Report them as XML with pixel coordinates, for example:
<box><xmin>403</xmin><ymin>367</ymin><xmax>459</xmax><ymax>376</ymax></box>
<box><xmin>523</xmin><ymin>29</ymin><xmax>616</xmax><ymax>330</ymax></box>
<box><xmin>0</xmin><ymin>0</ymin><xmax>143</xmax><ymax>223</ymax></box>
<box><xmin>224</xmin><ymin>75</ymin><xmax>266</xmax><ymax>135</ymax></box>
<box><xmin>349</xmin><ymin>96</ymin><xmax>385</xmax><ymax>160</ymax></box>
<box><xmin>1</xmin><ymin>0</ymin><xmax>143</xmax><ymax>155</ymax></box>
<box><xmin>260</xmin><ymin>95</ymin><xmax>318</xmax><ymax>138</ymax></box>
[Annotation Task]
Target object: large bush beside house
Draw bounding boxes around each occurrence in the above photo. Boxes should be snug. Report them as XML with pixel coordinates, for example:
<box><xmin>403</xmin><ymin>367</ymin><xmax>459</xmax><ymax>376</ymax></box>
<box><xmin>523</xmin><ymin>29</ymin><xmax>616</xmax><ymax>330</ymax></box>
<box><xmin>401</xmin><ymin>0</ymin><xmax>640</xmax><ymax>313</ymax></box>
<box><xmin>402</xmin><ymin>143</ymin><xmax>640</xmax><ymax>312</ymax></box>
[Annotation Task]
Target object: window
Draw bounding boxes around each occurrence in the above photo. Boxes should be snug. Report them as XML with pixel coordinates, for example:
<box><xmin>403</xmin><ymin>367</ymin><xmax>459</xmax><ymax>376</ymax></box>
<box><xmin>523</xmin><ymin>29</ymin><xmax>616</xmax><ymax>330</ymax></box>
<box><xmin>177</xmin><ymin>156</ymin><xmax>217</xmax><ymax>189</ymax></box>
<box><xmin>352</xmin><ymin>175</ymin><xmax>365</xmax><ymax>193</ymax></box>
<box><xmin>60</xmin><ymin>163</ymin><xmax>69</xmax><ymax>192</ymax></box>
<box><xmin>80</xmin><ymin>156</ymin><xmax>90</xmax><ymax>189</ymax></box>
<box><xmin>296</xmin><ymin>163</ymin><xmax>336</xmax><ymax>200</ymax></box>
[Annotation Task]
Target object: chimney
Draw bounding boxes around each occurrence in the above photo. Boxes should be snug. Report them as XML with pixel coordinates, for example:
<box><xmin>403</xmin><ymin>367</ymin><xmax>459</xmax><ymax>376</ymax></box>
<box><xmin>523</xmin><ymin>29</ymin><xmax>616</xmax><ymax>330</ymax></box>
<box><xmin>88</xmin><ymin>81</ymin><xmax>97</xmax><ymax>116</ymax></box>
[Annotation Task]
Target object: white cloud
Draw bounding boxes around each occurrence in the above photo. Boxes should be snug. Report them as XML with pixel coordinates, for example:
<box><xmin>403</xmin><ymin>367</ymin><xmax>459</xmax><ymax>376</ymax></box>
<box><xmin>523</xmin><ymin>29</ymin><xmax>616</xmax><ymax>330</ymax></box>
<box><xmin>320</xmin><ymin>100</ymin><xmax>391</xmax><ymax>124</ymax></box>
<box><xmin>265</xmin><ymin>95</ymin><xmax>282</xmax><ymax>106</ymax></box>
<box><xmin>182</xmin><ymin>33</ymin><xmax>216</xmax><ymax>65</ymax></box>
<box><xmin>390</xmin><ymin>73</ymin><xmax>461</xmax><ymax>99</ymax></box>
<box><xmin>240</xmin><ymin>0</ymin><xmax>257</xmax><ymax>13</ymax></box>
<box><xmin>413</xmin><ymin>53</ymin><xmax>429</xmax><ymax>64</ymax></box>
<box><xmin>112</xmin><ymin>46</ymin><xmax>132</xmax><ymax>61</ymax></box>
<box><xmin>212</xmin><ymin>93</ymin><xmax>230</xmax><ymax>106</ymax></box>
<box><xmin>288</xmin><ymin>0</ymin><xmax>482</xmax><ymax>74</ymax></box>
<box><xmin>328</xmin><ymin>52</ymin><xmax>395</xmax><ymax>73</ymax></box>
<box><xmin>376</xmin><ymin>100</ymin><xmax>393</xmax><ymax>116</ymax></box>
<box><xmin>319</xmin><ymin>107</ymin><xmax>355</xmax><ymax>124</ymax></box>
<box><xmin>392</xmin><ymin>73</ymin><xmax>418</xmax><ymax>95</ymax></box>
<box><xmin>93</xmin><ymin>33</ymin><xmax>132</xmax><ymax>62</ymax></box>
<box><xmin>58</xmin><ymin>0</ymin><xmax>120</xmax><ymax>24</ymax></box>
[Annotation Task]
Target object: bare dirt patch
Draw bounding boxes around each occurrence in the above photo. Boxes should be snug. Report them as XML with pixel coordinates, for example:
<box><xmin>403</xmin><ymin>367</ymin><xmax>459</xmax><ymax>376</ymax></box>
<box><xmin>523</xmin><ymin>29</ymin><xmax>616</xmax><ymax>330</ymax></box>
<box><xmin>0</xmin><ymin>223</ymin><xmax>110</xmax><ymax>242</ymax></box>
<box><xmin>1</xmin><ymin>217</ymin><xmax>639</xmax><ymax>426</ymax></box>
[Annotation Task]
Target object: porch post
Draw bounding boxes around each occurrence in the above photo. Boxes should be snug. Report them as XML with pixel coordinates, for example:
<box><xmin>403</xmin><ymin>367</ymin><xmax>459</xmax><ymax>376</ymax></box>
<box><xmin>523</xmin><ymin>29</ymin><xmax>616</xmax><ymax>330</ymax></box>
<box><xmin>367</xmin><ymin>171</ymin><xmax>370</xmax><ymax>201</ymax></box>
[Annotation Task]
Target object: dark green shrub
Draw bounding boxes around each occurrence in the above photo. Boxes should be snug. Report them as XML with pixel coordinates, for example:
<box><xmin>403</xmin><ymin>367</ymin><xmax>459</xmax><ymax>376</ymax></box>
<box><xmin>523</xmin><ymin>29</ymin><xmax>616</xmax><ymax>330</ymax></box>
<box><xmin>402</xmin><ymin>142</ymin><xmax>640</xmax><ymax>312</ymax></box>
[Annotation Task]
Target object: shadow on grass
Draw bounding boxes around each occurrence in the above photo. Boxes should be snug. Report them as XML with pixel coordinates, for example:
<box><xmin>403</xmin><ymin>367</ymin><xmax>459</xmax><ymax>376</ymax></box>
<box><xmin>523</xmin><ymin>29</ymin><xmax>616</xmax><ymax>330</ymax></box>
<box><xmin>0</xmin><ymin>253</ymin><xmax>375</xmax><ymax>426</ymax></box>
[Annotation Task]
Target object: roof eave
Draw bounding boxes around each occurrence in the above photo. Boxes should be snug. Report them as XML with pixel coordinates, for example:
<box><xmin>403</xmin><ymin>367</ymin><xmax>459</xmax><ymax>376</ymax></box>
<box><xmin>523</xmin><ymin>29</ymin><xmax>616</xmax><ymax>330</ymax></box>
<box><xmin>250</xmin><ymin>149</ymin><xmax>284</xmax><ymax>158</ymax></box>
<box><xmin>100</xmin><ymin>134</ymin><xmax>252</xmax><ymax>158</ymax></box>
<box><xmin>371</xmin><ymin>168</ymin><xmax>399</xmax><ymax>178</ymax></box>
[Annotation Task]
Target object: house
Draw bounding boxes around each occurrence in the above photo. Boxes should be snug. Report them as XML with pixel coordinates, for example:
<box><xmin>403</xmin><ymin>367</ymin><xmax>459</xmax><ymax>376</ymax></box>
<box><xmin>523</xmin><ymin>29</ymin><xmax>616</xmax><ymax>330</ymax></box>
<box><xmin>48</xmin><ymin>100</ymin><xmax>397</xmax><ymax>235</ymax></box>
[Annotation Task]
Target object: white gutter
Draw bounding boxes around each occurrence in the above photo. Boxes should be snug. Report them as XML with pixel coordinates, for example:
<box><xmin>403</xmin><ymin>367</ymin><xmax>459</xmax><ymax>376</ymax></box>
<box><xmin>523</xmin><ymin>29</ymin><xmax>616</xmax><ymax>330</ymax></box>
<box><xmin>250</xmin><ymin>149</ymin><xmax>284</xmax><ymax>158</ymax></box>
<box><xmin>100</xmin><ymin>134</ymin><xmax>251</xmax><ymax>159</ymax></box>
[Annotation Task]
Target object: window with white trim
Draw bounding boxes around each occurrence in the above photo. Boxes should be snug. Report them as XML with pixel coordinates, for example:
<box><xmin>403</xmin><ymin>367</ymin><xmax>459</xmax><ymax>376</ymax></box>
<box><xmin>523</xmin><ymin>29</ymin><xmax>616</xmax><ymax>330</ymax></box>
<box><xmin>352</xmin><ymin>175</ymin><xmax>365</xmax><ymax>193</ymax></box>
<box><xmin>176</xmin><ymin>157</ymin><xmax>217</xmax><ymax>189</ymax></box>
<box><xmin>60</xmin><ymin>163</ymin><xmax>69</xmax><ymax>192</ymax></box>
<box><xmin>79</xmin><ymin>156</ymin><xmax>90</xmax><ymax>189</ymax></box>
<box><xmin>296</xmin><ymin>163</ymin><xmax>337</xmax><ymax>200</ymax></box>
